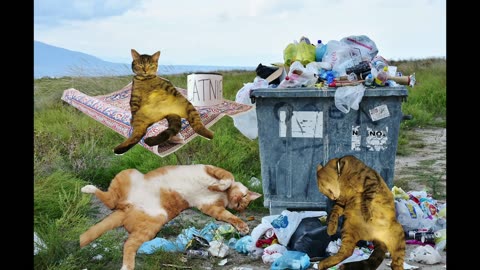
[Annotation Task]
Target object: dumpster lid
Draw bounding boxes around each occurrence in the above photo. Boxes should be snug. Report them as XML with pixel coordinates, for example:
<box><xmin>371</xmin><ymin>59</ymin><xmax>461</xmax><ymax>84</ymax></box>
<box><xmin>251</xmin><ymin>86</ymin><xmax>408</xmax><ymax>98</ymax></box>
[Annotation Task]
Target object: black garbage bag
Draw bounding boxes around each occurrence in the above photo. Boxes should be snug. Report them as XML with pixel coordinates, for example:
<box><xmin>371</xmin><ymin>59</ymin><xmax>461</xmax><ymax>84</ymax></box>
<box><xmin>255</xmin><ymin>63</ymin><xmax>282</xmax><ymax>85</ymax></box>
<box><xmin>287</xmin><ymin>217</ymin><xmax>341</xmax><ymax>259</ymax></box>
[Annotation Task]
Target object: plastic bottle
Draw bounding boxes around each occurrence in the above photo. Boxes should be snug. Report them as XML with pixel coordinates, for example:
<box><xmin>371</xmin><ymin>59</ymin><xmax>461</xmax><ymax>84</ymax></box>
<box><xmin>364</xmin><ymin>74</ymin><xmax>374</xmax><ymax>86</ymax></box>
<box><xmin>315</xmin><ymin>40</ymin><xmax>327</xmax><ymax>62</ymax></box>
<box><xmin>374</xmin><ymin>66</ymin><xmax>389</xmax><ymax>86</ymax></box>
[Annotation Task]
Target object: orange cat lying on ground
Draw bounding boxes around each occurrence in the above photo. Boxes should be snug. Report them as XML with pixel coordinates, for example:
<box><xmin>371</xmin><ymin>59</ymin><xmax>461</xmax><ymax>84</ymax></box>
<box><xmin>316</xmin><ymin>155</ymin><xmax>405</xmax><ymax>270</ymax></box>
<box><xmin>79</xmin><ymin>164</ymin><xmax>261</xmax><ymax>270</ymax></box>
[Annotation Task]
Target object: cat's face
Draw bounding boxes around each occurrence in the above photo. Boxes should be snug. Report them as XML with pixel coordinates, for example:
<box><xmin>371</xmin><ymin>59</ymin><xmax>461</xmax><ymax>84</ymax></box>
<box><xmin>227</xmin><ymin>182</ymin><xmax>262</xmax><ymax>211</ymax></box>
<box><xmin>131</xmin><ymin>49</ymin><xmax>160</xmax><ymax>77</ymax></box>
<box><xmin>316</xmin><ymin>158</ymin><xmax>341</xmax><ymax>200</ymax></box>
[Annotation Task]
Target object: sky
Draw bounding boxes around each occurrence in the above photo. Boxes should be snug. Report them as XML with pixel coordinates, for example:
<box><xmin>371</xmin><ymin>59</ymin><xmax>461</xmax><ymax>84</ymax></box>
<box><xmin>34</xmin><ymin>0</ymin><xmax>446</xmax><ymax>67</ymax></box>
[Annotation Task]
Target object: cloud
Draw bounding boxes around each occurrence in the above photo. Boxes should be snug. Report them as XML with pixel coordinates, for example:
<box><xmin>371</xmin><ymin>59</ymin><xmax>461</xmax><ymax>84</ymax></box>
<box><xmin>34</xmin><ymin>0</ymin><xmax>139</xmax><ymax>26</ymax></box>
<box><xmin>34</xmin><ymin>0</ymin><xmax>446</xmax><ymax>66</ymax></box>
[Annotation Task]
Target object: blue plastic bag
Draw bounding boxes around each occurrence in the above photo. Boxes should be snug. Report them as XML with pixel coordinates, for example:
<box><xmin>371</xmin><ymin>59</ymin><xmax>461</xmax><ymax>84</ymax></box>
<box><xmin>234</xmin><ymin>235</ymin><xmax>253</xmax><ymax>254</ymax></box>
<box><xmin>271</xmin><ymin>250</ymin><xmax>310</xmax><ymax>270</ymax></box>
<box><xmin>138</xmin><ymin>221</ymin><xmax>219</xmax><ymax>254</ymax></box>
<box><xmin>138</xmin><ymin>238</ymin><xmax>179</xmax><ymax>254</ymax></box>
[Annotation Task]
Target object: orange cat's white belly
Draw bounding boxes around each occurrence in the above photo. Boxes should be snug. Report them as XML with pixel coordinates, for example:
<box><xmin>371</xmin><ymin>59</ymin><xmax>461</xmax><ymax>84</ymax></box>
<box><xmin>125</xmin><ymin>165</ymin><xmax>228</xmax><ymax>217</ymax></box>
<box><xmin>126</xmin><ymin>170</ymin><xmax>167</xmax><ymax>217</ymax></box>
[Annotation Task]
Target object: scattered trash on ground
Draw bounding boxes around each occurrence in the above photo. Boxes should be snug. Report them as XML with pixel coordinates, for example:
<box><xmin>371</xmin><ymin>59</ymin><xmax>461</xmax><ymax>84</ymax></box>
<box><xmin>409</xmin><ymin>245</ymin><xmax>442</xmax><ymax>265</ymax></box>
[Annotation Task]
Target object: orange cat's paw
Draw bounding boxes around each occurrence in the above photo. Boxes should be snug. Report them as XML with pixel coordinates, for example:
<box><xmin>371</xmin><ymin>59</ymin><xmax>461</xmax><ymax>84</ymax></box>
<box><xmin>81</xmin><ymin>185</ymin><xmax>97</xmax><ymax>194</ymax></box>
<box><xmin>235</xmin><ymin>222</ymin><xmax>249</xmax><ymax>235</ymax></box>
<box><xmin>216</xmin><ymin>179</ymin><xmax>233</xmax><ymax>191</ymax></box>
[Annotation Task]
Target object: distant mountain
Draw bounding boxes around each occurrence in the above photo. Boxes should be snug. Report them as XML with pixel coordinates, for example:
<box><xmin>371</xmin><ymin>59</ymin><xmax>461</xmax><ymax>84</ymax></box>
<box><xmin>34</xmin><ymin>41</ymin><xmax>254</xmax><ymax>78</ymax></box>
<box><xmin>34</xmin><ymin>41</ymin><xmax>130</xmax><ymax>78</ymax></box>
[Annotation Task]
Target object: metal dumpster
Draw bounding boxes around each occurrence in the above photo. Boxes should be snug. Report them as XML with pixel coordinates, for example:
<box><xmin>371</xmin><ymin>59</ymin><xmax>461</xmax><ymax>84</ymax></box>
<box><xmin>251</xmin><ymin>86</ymin><xmax>408</xmax><ymax>214</ymax></box>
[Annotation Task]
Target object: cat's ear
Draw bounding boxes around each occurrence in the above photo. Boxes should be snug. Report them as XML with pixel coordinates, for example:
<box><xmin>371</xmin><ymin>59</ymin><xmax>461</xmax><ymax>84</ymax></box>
<box><xmin>152</xmin><ymin>51</ymin><xmax>161</xmax><ymax>63</ymax></box>
<box><xmin>316</xmin><ymin>164</ymin><xmax>323</xmax><ymax>172</ymax></box>
<box><xmin>248</xmin><ymin>191</ymin><xmax>262</xmax><ymax>201</ymax></box>
<box><xmin>131</xmin><ymin>49</ymin><xmax>141</xmax><ymax>61</ymax></box>
<box><xmin>336</xmin><ymin>157</ymin><xmax>348</xmax><ymax>176</ymax></box>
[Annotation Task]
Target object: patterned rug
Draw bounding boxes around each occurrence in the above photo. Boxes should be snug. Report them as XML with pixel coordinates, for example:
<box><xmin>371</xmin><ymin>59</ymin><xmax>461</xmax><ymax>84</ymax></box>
<box><xmin>61</xmin><ymin>82</ymin><xmax>253</xmax><ymax>157</ymax></box>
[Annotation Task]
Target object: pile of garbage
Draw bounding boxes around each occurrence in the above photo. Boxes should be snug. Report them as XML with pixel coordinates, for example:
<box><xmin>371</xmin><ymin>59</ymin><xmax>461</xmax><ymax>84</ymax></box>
<box><xmin>392</xmin><ymin>186</ymin><xmax>447</xmax><ymax>250</ymax></box>
<box><xmin>130</xmin><ymin>187</ymin><xmax>446</xmax><ymax>269</ymax></box>
<box><xmin>232</xmin><ymin>35</ymin><xmax>416</xmax><ymax>141</ymax></box>
<box><xmin>263</xmin><ymin>35</ymin><xmax>415</xmax><ymax>89</ymax></box>
<box><xmin>34</xmin><ymin>190</ymin><xmax>445</xmax><ymax>268</ymax></box>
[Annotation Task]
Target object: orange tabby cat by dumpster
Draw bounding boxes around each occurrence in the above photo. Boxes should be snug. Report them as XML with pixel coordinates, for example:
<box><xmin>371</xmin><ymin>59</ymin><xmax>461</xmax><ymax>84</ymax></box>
<box><xmin>114</xmin><ymin>49</ymin><xmax>214</xmax><ymax>155</ymax></box>
<box><xmin>316</xmin><ymin>155</ymin><xmax>405</xmax><ymax>270</ymax></box>
<box><xmin>79</xmin><ymin>164</ymin><xmax>261</xmax><ymax>270</ymax></box>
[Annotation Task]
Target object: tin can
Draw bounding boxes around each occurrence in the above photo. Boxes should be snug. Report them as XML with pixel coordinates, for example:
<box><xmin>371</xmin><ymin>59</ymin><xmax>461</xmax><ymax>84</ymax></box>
<box><xmin>407</xmin><ymin>230</ymin><xmax>436</xmax><ymax>244</ymax></box>
<box><xmin>186</xmin><ymin>249</ymin><xmax>209</xmax><ymax>259</ymax></box>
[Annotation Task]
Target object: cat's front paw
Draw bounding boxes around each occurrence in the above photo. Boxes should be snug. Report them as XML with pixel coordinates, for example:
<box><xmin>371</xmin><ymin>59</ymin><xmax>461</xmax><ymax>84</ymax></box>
<box><xmin>81</xmin><ymin>185</ymin><xmax>98</xmax><ymax>194</ymax></box>
<box><xmin>217</xmin><ymin>179</ymin><xmax>233</xmax><ymax>191</ymax></box>
<box><xmin>235</xmin><ymin>222</ymin><xmax>249</xmax><ymax>235</ymax></box>
<box><xmin>327</xmin><ymin>219</ymin><xmax>338</xmax><ymax>235</ymax></box>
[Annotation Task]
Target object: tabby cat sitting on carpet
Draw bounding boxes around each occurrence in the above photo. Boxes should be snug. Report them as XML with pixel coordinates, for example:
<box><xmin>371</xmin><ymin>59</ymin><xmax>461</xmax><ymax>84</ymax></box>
<box><xmin>113</xmin><ymin>49</ymin><xmax>214</xmax><ymax>154</ymax></box>
<box><xmin>316</xmin><ymin>155</ymin><xmax>405</xmax><ymax>270</ymax></box>
<box><xmin>79</xmin><ymin>164</ymin><xmax>261</xmax><ymax>270</ymax></box>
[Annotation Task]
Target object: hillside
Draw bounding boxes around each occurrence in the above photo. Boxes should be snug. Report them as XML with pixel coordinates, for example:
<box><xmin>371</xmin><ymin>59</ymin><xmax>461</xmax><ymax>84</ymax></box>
<box><xmin>34</xmin><ymin>41</ymin><xmax>131</xmax><ymax>78</ymax></box>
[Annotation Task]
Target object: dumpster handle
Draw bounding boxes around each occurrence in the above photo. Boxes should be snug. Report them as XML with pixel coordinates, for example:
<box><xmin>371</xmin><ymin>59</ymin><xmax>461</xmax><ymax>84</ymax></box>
<box><xmin>402</xmin><ymin>114</ymin><xmax>413</xmax><ymax>121</ymax></box>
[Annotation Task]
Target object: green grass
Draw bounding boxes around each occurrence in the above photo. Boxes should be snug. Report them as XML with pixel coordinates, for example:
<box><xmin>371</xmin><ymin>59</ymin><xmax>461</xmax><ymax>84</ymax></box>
<box><xmin>391</xmin><ymin>58</ymin><xmax>446</xmax><ymax>129</ymax></box>
<box><xmin>33</xmin><ymin>59</ymin><xmax>445</xmax><ymax>269</ymax></box>
<box><xmin>393</xmin><ymin>154</ymin><xmax>446</xmax><ymax>200</ymax></box>
<box><xmin>396</xmin><ymin>129</ymin><xmax>424</xmax><ymax>156</ymax></box>
<box><xmin>394</xmin><ymin>172</ymin><xmax>446</xmax><ymax>200</ymax></box>
<box><xmin>34</xmin><ymin>171</ymin><xmax>113</xmax><ymax>269</ymax></box>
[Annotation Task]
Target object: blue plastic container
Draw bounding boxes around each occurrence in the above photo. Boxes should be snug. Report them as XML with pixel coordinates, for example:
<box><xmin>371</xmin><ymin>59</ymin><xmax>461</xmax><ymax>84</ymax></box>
<box><xmin>251</xmin><ymin>86</ymin><xmax>408</xmax><ymax>214</ymax></box>
<box><xmin>315</xmin><ymin>40</ymin><xmax>327</xmax><ymax>62</ymax></box>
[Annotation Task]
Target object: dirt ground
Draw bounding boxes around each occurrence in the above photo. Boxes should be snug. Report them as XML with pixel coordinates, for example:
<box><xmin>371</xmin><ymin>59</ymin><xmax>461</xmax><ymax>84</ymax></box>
<box><xmin>92</xmin><ymin>127</ymin><xmax>447</xmax><ymax>269</ymax></box>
